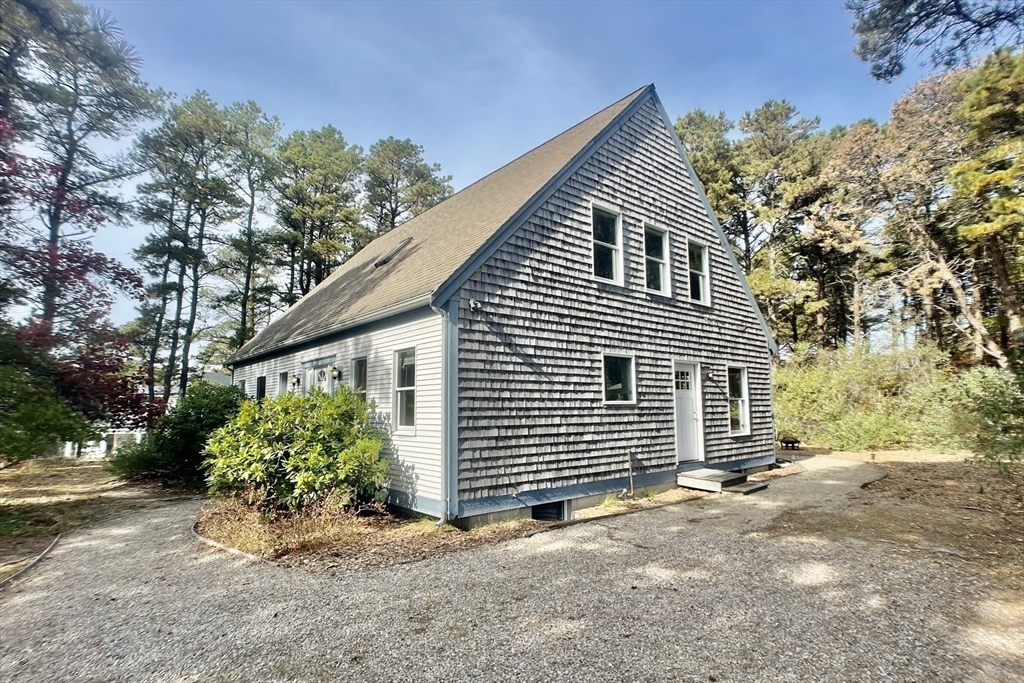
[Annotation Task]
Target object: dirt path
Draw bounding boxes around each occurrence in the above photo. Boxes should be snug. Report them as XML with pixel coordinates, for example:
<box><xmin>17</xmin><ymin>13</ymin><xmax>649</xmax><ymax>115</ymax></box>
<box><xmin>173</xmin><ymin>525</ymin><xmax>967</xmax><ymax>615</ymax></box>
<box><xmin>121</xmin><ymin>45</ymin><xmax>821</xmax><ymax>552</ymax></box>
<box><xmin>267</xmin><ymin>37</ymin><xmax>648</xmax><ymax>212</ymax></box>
<box><xmin>1</xmin><ymin>454</ymin><xmax>1021</xmax><ymax>682</ymax></box>
<box><xmin>0</xmin><ymin>459</ymin><xmax>186</xmax><ymax>578</ymax></box>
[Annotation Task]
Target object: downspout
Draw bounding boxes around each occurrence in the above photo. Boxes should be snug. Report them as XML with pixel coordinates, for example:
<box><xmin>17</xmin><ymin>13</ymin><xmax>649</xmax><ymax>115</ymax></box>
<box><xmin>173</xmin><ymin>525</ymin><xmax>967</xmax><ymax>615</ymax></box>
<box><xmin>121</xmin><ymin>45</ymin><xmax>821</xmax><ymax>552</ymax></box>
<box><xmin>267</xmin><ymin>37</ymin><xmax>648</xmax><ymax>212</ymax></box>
<box><xmin>430</xmin><ymin>297</ymin><xmax>457</xmax><ymax>525</ymax></box>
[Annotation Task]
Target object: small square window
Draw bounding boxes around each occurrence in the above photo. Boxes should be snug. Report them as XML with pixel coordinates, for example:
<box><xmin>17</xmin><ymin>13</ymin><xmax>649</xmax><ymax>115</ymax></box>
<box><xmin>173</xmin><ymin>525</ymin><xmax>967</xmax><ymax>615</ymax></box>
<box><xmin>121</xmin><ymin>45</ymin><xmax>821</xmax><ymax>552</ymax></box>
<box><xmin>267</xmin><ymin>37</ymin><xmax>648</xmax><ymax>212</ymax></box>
<box><xmin>603</xmin><ymin>354</ymin><xmax>635</xmax><ymax>404</ymax></box>
<box><xmin>727</xmin><ymin>367</ymin><xmax>749</xmax><ymax>435</ymax></box>
<box><xmin>592</xmin><ymin>207</ymin><xmax>622</xmax><ymax>284</ymax></box>
<box><xmin>645</xmin><ymin>227</ymin><xmax>669</xmax><ymax>294</ymax></box>
<box><xmin>688</xmin><ymin>241</ymin><xmax>710</xmax><ymax>304</ymax></box>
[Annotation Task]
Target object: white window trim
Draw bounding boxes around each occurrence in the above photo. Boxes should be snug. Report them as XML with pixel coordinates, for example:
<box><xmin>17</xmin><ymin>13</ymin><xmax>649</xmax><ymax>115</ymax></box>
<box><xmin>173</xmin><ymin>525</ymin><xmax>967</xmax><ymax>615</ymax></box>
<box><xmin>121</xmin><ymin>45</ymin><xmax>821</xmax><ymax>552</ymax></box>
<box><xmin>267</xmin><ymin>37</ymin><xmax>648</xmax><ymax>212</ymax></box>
<box><xmin>727</xmin><ymin>365</ymin><xmax>750</xmax><ymax>436</ymax></box>
<box><xmin>351</xmin><ymin>356</ymin><xmax>368</xmax><ymax>403</ymax></box>
<box><xmin>643</xmin><ymin>223</ymin><xmax>671</xmax><ymax>297</ymax></box>
<box><xmin>278</xmin><ymin>371</ymin><xmax>289</xmax><ymax>396</ymax></box>
<box><xmin>393</xmin><ymin>347</ymin><xmax>416</xmax><ymax>432</ymax></box>
<box><xmin>686</xmin><ymin>238</ymin><xmax>711</xmax><ymax>306</ymax></box>
<box><xmin>602</xmin><ymin>352</ymin><xmax>637</xmax><ymax>406</ymax></box>
<box><xmin>590</xmin><ymin>201</ymin><xmax>625</xmax><ymax>287</ymax></box>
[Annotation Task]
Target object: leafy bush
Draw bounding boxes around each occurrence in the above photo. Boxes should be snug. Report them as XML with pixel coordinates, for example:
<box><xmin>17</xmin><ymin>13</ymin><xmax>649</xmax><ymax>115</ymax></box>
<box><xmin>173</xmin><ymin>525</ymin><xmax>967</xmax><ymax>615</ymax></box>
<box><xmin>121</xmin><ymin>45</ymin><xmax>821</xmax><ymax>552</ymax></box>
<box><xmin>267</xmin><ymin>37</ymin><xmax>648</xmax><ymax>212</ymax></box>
<box><xmin>108</xmin><ymin>381</ymin><xmax>245</xmax><ymax>487</ymax></box>
<box><xmin>774</xmin><ymin>344</ymin><xmax>966</xmax><ymax>451</ymax></box>
<box><xmin>0</xmin><ymin>365</ymin><xmax>94</xmax><ymax>467</ymax></box>
<box><xmin>205</xmin><ymin>387</ymin><xmax>389</xmax><ymax>512</ymax></box>
<box><xmin>950</xmin><ymin>366</ymin><xmax>1024</xmax><ymax>469</ymax></box>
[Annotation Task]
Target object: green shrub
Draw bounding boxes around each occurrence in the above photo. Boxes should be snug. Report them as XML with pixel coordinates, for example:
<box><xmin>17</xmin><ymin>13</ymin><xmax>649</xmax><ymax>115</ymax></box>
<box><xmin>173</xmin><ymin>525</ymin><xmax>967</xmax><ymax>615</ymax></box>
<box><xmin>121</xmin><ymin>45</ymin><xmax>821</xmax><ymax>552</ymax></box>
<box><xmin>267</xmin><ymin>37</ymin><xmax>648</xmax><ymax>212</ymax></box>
<box><xmin>774</xmin><ymin>344</ymin><xmax>966</xmax><ymax>451</ymax></box>
<box><xmin>950</xmin><ymin>366</ymin><xmax>1024</xmax><ymax>469</ymax></box>
<box><xmin>0</xmin><ymin>366</ymin><xmax>94</xmax><ymax>467</ymax></box>
<box><xmin>108</xmin><ymin>381</ymin><xmax>245</xmax><ymax>487</ymax></box>
<box><xmin>205</xmin><ymin>386</ymin><xmax>389</xmax><ymax>512</ymax></box>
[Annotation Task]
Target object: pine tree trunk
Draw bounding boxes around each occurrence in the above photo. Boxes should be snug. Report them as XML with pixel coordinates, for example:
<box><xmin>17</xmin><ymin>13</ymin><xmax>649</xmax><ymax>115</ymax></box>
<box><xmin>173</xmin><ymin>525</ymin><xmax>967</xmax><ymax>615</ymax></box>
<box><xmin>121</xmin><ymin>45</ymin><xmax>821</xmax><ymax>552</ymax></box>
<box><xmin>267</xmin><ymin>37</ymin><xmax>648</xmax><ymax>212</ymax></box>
<box><xmin>163</xmin><ymin>260</ymin><xmax>186</xmax><ymax>403</ymax></box>
<box><xmin>988</xmin><ymin>236</ymin><xmax>1022</xmax><ymax>338</ymax></box>
<box><xmin>178</xmin><ymin>209</ymin><xmax>208</xmax><ymax>397</ymax></box>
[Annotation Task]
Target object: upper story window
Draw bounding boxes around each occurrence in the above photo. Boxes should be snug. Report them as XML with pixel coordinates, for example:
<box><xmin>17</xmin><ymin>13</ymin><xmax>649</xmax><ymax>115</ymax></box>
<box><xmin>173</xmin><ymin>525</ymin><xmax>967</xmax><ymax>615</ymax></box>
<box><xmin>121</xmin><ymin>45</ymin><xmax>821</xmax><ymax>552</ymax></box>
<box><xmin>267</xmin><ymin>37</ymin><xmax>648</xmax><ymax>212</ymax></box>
<box><xmin>688</xmin><ymin>240</ymin><xmax>710</xmax><ymax>304</ymax></box>
<box><xmin>602</xmin><ymin>353</ymin><xmax>635</xmax><ymax>404</ymax></box>
<box><xmin>352</xmin><ymin>357</ymin><xmax>367</xmax><ymax>403</ymax></box>
<box><xmin>394</xmin><ymin>349</ymin><xmax>416</xmax><ymax>428</ymax></box>
<box><xmin>644</xmin><ymin>226</ymin><xmax>669</xmax><ymax>295</ymax></box>
<box><xmin>727</xmin><ymin>367</ymin><xmax>749</xmax><ymax>435</ymax></box>
<box><xmin>592</xmin><ymin>206</ymin><xmax>623</xmax><ymax>285</ymax></box>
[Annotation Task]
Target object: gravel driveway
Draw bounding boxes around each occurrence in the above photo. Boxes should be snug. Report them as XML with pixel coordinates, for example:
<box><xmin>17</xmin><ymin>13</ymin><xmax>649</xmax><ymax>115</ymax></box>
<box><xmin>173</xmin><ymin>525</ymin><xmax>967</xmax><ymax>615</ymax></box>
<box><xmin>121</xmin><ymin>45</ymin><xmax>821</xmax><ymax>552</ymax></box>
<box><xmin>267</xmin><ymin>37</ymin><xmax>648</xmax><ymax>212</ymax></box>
<box><xmin>1</xmin><ymin>456</ymin><xmax>1021</xmax><ymax>683</ymax></box>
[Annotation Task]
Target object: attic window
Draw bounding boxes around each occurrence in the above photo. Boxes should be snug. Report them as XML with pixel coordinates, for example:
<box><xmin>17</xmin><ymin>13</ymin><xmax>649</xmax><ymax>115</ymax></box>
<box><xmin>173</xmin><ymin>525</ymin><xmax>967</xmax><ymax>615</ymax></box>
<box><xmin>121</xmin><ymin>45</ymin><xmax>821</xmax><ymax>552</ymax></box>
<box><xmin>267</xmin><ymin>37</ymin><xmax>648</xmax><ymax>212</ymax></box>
<box><xmin>374</xmin><ymin>237</ymin><xmax>412</xmax><ymax>268</ymax></box>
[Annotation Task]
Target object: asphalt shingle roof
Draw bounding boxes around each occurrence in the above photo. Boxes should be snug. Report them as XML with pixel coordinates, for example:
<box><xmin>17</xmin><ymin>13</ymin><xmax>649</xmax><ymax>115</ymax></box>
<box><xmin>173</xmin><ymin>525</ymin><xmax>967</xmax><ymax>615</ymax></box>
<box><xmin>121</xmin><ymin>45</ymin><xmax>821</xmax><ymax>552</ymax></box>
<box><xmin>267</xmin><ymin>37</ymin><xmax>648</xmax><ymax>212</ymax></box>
<box><xmin>227</xmin><ymin>86</ymin><xmax>650</xmax><ymax>365</ymax></box>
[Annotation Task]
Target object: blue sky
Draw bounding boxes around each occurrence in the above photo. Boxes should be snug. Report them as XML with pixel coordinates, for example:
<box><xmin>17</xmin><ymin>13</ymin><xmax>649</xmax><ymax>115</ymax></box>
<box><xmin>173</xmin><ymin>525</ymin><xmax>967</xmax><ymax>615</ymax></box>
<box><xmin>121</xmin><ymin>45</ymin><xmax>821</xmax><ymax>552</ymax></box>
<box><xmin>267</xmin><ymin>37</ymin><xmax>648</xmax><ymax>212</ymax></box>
<box><xmin>90</xmin><ymin>0</ymin><xmax>923</xmax><ymax>322</ymax></box>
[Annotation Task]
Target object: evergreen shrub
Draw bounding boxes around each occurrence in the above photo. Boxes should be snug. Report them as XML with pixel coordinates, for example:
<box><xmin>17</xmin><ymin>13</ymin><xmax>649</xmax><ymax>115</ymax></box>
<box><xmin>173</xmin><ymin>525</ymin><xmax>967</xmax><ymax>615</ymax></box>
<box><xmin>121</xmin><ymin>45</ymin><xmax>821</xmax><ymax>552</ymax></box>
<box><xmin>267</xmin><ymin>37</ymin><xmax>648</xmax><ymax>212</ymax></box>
<box><xmin>205</xmin><ymin>387</ymin><xmax>389</xmax><ymax>512</ymax></box>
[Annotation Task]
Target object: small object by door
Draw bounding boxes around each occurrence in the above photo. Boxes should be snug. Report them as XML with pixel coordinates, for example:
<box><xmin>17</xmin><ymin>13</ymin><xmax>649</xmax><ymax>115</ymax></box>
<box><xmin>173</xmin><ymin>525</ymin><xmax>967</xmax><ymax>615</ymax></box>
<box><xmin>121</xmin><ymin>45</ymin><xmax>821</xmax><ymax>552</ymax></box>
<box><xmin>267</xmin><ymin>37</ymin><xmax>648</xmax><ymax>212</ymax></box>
<box><xmin>674</xmin><ymin>362</ymin><xmax>702</xmax><ymax>462</ymax></box>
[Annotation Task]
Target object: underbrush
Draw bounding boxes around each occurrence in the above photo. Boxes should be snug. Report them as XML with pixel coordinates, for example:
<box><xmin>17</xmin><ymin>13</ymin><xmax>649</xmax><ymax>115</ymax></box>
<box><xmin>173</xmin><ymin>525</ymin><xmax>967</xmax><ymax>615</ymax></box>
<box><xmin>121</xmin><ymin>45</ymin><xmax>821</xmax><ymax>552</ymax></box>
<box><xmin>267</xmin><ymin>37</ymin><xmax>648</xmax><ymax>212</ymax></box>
<box><xmin>775</xmin><ymin>344</ymin><xmax>1024</xmax><ymax>463</ymax></box>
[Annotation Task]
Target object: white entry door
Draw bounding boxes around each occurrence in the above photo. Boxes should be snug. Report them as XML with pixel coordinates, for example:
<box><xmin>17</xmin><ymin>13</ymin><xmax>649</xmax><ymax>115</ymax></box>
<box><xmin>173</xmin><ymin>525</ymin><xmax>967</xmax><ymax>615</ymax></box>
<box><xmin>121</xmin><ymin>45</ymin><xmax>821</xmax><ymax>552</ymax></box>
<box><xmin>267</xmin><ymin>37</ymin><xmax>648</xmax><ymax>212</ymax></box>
<box><xmin>674</xmin><ymin>362</ymin><xmax>702</xmax><ymax>462</ymax></box>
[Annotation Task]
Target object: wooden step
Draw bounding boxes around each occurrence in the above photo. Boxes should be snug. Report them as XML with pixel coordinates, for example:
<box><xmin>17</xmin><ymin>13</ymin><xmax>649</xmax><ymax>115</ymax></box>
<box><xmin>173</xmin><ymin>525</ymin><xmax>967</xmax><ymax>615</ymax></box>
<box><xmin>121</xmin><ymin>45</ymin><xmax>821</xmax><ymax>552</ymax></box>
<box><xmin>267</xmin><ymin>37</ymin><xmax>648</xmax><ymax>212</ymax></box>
<box><xmin>722</xmin><ymin>480</ymin><xmax>769</xmax><ymax>495</ymax></box>
<box><xmin>676</xmin><ymin>469</ymin><xmax>747</xmax><ymax>492</ymax></box>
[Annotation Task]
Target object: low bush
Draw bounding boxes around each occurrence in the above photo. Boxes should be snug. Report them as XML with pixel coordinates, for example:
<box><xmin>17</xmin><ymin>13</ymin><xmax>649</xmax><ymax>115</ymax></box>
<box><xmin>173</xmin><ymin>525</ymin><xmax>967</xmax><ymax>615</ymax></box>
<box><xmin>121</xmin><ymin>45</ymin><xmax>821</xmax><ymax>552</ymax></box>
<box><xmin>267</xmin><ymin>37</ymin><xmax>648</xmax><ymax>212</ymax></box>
<box><xmin>108</xmin><ymin>381</ymin><xmax>245</xmax><ymax>487</ymax></box>
<box><xmin>950</xmin><ymin>366</ymin><xmax>1024</xmax><ymax>469</ymax></box>
<box><xmin>775</xmin><ymin>343</ymin><xmax>1024</xmax><ymax>464</ymax></box>
<box><xmin>774</xmin><ymin>344</ymin><xmax>965</xmax><ymax>451</ymax></box>
<box><xmin>205</xmin><ymin>386</ymin><xmax>389</xmax><ymax>512</ymax></box>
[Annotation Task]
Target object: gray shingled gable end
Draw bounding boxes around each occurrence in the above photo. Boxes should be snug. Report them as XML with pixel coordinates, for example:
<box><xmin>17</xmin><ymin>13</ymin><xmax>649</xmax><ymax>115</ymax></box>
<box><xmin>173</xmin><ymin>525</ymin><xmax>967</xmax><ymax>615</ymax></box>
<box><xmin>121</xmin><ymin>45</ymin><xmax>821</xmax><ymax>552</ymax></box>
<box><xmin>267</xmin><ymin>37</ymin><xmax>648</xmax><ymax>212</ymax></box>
<box><xmin>436</xmin><ymin>86</ymin><xmax>776</xmax><ymax>354</ymax></box>
<box><xmin>225</xmin><ymin>86</ymin><xmax>652</xmax><ymax>366</ymax></box>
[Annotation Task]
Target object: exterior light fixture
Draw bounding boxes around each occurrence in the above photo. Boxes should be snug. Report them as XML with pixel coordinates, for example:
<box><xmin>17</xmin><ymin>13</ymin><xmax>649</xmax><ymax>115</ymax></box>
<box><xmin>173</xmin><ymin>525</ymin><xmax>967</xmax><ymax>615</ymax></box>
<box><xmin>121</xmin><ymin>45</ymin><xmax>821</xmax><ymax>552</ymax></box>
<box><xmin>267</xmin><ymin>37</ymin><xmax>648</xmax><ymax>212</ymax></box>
<box><xmin>289</xmin><ymin>374</ymin><xmax>301</xmax><ymax>387</ymax></box>
<box><xmin>330</xmin><ymin>366</ymin><xmax>341</xmax><ymax>380</ymax></box>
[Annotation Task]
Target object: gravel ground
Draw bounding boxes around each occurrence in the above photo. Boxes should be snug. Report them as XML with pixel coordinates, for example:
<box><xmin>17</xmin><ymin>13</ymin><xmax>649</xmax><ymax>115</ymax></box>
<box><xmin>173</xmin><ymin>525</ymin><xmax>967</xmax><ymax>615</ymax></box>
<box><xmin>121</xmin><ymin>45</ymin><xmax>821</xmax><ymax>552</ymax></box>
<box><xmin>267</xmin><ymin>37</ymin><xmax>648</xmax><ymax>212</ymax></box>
<box><xmin>1</xmin><ymin>456</ymin><xmax>1021</xmax><ymax>683</ymax></box>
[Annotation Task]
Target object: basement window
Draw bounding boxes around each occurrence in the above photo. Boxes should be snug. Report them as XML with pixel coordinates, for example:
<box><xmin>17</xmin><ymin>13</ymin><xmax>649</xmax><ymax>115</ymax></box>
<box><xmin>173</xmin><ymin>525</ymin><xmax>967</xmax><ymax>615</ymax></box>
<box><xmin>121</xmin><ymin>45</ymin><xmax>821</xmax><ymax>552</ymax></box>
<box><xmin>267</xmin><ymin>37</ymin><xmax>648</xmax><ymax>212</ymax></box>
<box><xmin>592</xmin><ymin>206</ymin><xmax>623</xmax><ymax>285</ymax></box>
<box><xmin>728</xmin><ymin>367</ymin><xmax>749</xmax><ymax>436</ymax></box>
<box><xmin>602</xmin><ymin>353</ymin><xmax>635</xmax><ymax>404</ymax></box>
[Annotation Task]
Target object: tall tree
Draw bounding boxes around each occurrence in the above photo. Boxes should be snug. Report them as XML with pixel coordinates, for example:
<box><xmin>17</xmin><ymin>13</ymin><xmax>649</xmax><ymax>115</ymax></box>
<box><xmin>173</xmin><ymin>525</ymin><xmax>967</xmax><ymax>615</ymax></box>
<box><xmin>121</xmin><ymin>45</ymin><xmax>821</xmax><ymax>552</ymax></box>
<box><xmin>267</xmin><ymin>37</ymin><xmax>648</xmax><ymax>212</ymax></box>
<box><xmin>948</xmin><ymin>48</ymin><xmax>1023</xmax><ymax>340</ymax></box>
<box><xmin>216</xmin><ymin>101</ymin><xmax>281</xmax><ymax>349</ymax></box>
<box><xmin>4</xmin><ymin>2</ymin><xmax>161</xmax><ymax>340</ymax></box>
<box><xmin>275</xmin><ymin>126</ymin><xmax>362</xmax><ymax>304</ymax></box>
<box><xmin>362</xmin><ymin>136</ymin><xmax>451</xmax><ymax>246</ymax></box>
<box><xmin>133</xmin><ymin>92</ymin><xmax>238</xmax><ymax>400</ymax></box>
<box><xmin>847</xmin><ymin>0</ymin><xmax>1024</xmax><ymax>81</ymax></box>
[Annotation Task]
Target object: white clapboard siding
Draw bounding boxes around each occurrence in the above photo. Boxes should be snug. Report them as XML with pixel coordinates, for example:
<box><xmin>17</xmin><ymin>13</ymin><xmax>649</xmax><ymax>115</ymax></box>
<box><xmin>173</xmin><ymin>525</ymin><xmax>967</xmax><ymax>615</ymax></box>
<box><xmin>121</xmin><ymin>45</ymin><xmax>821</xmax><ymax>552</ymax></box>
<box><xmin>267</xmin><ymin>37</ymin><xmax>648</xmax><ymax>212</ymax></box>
<box><xmin>230</xmin><ymin>308</ymin><xmax>444</xmax><ymax>508</ymax></box>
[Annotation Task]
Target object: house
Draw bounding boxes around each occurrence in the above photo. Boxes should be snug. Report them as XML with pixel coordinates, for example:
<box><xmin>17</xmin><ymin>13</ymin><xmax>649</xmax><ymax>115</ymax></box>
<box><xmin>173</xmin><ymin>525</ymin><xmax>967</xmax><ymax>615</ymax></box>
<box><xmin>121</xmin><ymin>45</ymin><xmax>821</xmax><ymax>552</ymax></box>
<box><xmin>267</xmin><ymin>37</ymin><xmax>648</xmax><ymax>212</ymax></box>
<box><xmin>225</xmin><ymin>84</ymin><xmax>777</xmax><ymax>525</ymax></box>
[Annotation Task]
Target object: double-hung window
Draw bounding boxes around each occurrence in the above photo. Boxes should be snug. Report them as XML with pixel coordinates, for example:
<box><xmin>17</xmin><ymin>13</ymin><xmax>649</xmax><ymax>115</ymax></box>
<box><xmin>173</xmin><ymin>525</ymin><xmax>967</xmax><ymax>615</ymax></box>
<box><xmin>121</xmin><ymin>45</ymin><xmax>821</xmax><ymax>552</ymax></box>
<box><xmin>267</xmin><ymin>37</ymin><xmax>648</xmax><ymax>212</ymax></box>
<box><xmin>236</xmin><ymin>379</ymin><xmax>246</xmax><ymax>395</ymax></box>
<box><xmin>278</xmin><ymin>371</ymin><xmax>289</xmax><ymax>395</ymax></box>
<box><xmin>255</xmin><ymin>376</ymin><xmax>266</xmax><ymax>400</ymax></box>
<box><xmin>644</xmin><ymin>226</ymin><xmax>669</xmax><ymax>295</ymax></box>
<box><xmin>602</xmin><ymin>354</ymin><xmax>635</xmax><ymax>404</ymax></box>
<box><xmin>688</xmin><ymin>240</ymin><xmax>710</xmax><ymax>304</ymax></box>
<box><xmin>727</xmin><ymin>367</ymin><xmax>749</xmax><ymax>435</ymax></box>
<box><xmin>592</xmin><ymin>206</ymin><xmax>622</xmax><ymax>285</ymax></box>
<box><xmin>394</xmin><ymin>349</ymin><xmax>416</xmax><ymax>428</ymax></box>
<box><xmin>351</xmin><ymin>357</ymin><xmax>367</xmax><ymax>403</ymax></box>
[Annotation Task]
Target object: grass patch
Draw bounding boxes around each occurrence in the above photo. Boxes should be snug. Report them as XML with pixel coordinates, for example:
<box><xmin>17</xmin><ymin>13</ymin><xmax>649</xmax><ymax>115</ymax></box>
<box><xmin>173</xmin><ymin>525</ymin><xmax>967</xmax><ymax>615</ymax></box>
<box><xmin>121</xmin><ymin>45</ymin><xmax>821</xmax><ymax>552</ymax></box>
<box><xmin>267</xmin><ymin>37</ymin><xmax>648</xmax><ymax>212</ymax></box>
<box><xmin>0</xmin><ymin>458</ymin><xmax>183</xmax><ymax>566</ymax></box>
<box><xmin>197</xmin><ymin>497</ymin><xmax>549</xmax><ymax>572</ymax></box>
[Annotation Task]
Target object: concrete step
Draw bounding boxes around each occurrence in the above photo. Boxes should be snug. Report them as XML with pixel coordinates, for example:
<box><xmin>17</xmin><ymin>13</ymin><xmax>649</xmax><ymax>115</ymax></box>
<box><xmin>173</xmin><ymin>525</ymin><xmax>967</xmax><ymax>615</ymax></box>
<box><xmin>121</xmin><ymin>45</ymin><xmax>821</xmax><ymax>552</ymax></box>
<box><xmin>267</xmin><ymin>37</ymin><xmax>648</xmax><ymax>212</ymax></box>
<box><xmin>677</xmin><ymin>469</ymin><xmax>747</xmax><ymax>492</ymax></box>
<box><xmin>722</xmin><ymin>480</ymin><xmax>769</xmax><ymax>495</ymax></box>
